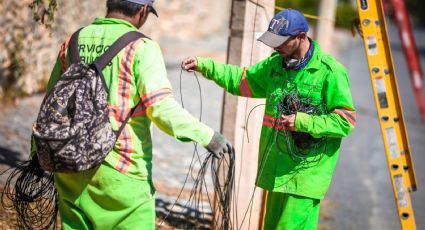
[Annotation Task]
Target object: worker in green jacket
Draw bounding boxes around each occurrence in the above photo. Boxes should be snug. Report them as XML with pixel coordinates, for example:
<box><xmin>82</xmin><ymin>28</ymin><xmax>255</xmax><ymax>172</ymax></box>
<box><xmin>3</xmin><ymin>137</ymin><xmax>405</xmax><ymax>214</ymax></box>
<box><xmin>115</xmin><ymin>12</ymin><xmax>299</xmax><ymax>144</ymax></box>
<box><xmin>182</xmin><ymin>9</ymin><xmax>356</xmax><ymax>230</ymax></box>
<box><xmin>47</xmin><ymin>0</ymin><xmax>233</xmax><ymax>229</ymax></box>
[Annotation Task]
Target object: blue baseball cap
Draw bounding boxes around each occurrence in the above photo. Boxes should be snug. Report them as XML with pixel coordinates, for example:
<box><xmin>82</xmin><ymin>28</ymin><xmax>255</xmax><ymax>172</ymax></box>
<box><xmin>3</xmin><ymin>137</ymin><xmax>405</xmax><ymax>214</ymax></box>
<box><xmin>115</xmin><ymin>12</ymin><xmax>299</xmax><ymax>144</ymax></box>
<box><xmin>126</xmin><ymin>0</ymin><xmax>158</xmax><ymax>17</ymax></box>
<box><xmin>258</xmin><ymin>9</ymin><xmax>309</xmax><ymax>48</ymax></box>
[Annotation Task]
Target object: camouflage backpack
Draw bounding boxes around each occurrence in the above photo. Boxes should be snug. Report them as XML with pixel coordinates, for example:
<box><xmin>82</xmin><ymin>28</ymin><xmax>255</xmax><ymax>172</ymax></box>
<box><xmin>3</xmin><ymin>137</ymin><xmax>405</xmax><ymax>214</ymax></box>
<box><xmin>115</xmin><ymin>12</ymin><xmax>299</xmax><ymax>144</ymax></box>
<box><xmin>32</xmin><ymin>28</ymin><xmax>145</xmax><ymax>172</ymax></box>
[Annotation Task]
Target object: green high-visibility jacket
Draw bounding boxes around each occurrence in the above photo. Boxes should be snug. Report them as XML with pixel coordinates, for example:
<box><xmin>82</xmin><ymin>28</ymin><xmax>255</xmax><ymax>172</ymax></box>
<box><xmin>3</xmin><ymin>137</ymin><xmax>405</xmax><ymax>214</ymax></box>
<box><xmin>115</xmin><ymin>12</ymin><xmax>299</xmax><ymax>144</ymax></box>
<box><xmin>197</xmin><ymin>41</ymin><xmax>356</xmax><ymax>199</ymax></box>
<box><xmin>47</xmin><ymin>18</ymin><xmax>214</xmax><ymax>180</ymax></box>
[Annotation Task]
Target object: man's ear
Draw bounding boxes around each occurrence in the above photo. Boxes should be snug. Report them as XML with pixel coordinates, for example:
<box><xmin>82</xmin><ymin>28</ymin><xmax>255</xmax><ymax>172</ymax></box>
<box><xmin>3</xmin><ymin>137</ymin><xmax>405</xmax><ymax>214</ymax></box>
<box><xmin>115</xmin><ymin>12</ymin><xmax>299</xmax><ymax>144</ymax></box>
<box><xmin>140</xmin><ymin>5</ymin><xmax>148</xmax><ymax>18</ymax></box>
<box><xmin>298</xmin><ymin>32</ymin><xmax>307</xmax><ymax>40</ymax></box>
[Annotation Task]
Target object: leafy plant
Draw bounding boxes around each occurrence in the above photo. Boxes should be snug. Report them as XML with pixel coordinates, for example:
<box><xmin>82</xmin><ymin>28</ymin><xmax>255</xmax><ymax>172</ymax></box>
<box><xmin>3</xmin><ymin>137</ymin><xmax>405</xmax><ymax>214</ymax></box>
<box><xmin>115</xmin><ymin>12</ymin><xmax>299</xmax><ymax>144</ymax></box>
<box><xmin>275</xmin><ymin>0</ymin><xmax>358</xmax><ymax>30</ymax></box>
<box><xmin>406</xmin><ymin>0</ymin><xmax>425</xmax><ymax>27</ymax></box>
<box><xmin>335</xmin><ymin>2</ymin><xmax>358</xmax><ymax>29</ymax></box>
<box><xmin>29</xmin><ymin>0</ymin><xmax>58</xmax><ymax>29</ymax></box>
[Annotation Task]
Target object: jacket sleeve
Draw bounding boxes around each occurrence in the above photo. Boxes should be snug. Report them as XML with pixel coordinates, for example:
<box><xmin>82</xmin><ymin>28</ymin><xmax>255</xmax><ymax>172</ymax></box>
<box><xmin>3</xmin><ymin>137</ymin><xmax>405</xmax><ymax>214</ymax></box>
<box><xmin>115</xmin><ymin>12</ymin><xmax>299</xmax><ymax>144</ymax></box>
<box><xmin>295</xmin><ymin>69</ymin><xmax>356</xmax><ymax>138</ymax></box>
<box><xmin>196</xmin><ymin>57</ymin><xmax>270</xmax><ymax>98</ymax></box>
<box><xmin>46</xmin><ymin>57</ymin><xmax>62</xmax><ymax>93</ymax></box>
<box><xmin>135</xmin><ymin>40</ymin><xmax>214</xmax><ymax>147</ymax></box>
<box><xmin>46</xmin><ymin>39</ymin><xmax>70</xmax><ymax>93</ymax></box>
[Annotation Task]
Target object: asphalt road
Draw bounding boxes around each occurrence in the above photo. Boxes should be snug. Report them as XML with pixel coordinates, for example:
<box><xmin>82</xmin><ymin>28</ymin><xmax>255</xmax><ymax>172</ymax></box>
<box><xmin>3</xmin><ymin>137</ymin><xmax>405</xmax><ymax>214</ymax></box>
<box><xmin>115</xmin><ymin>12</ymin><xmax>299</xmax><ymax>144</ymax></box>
<box><xmin>324</xmin><ymin>22</ymin><xmax>425</xmax><ymax>230</ymax></box>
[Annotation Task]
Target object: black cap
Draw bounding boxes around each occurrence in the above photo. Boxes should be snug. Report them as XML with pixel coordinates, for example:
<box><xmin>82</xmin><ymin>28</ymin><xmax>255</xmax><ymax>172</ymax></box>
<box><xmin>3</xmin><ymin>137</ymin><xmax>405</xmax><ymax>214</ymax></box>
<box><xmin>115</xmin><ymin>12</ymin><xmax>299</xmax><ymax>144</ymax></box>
<box><xmin>126</xmin><ymin>0</ymin><xmax>158</xmax><ymax>17</ymax></box>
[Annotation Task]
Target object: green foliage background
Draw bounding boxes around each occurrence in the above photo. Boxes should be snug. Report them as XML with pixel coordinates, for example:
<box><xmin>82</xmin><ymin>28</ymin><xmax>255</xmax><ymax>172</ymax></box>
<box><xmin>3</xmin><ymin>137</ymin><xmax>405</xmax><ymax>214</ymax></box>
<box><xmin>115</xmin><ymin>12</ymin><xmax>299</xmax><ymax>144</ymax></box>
<box><xmin>276</xmin><ymin>0</ymin><xmax>425</xmax><ymax>29</ymax></box>
<box><xmin>275</xmin><ymin>0</ymin><xmax>357</xmax><ymax>30</ymax></box>
<box><xmin>406</xmin><ymin>0</ymin><xmax>425</xmax><ymax>27</ymax></box>
<box><xmin>31</xmin><ymin>0</ymin><xmax>425</xmax><ymax>29</ymax></box>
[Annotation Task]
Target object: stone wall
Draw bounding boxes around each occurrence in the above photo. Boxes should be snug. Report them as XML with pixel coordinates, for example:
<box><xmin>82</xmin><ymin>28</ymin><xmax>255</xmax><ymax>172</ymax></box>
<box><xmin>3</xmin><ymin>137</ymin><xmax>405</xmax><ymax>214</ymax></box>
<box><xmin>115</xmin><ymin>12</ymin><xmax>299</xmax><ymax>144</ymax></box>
<box><xmin>0</xmin><ymin>0</ymin><xmax>105</xmax><ymax>100</ymax></box>
<box><xmin>0</xmin><ymin>0</ymin><xmax>230</xmax><ymax>100</ymax></box>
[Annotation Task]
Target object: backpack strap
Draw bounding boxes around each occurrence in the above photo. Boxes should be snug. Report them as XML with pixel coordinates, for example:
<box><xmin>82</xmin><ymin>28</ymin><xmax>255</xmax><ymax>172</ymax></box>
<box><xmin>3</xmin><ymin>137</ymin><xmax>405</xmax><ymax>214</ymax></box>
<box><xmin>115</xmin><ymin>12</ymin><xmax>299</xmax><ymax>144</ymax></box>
<box><xmin>91</xmin><ymin>31</ymin><xmax>146</xmax><ymax>94</ymax></box>
<box><xmin>92</xmin><ymin>31</ymin><xmax>146</xmax><ymax>71</ymax></box>
<box><xmin>68</xmin><ymin>28</ymin><xmax>146</xmax><ymax>68</ymax></box>
<box><xmin>115</xmin><ymin>103</ymin><xmax>140</xmax><ymax>138</ymax></box>
<box><xmin>69</xmin><ymin>28</ymin><xmax>147</xmax><ymax>139</ymax></box>
<box><xmin>69</xmin><ymin>27</ymin><xmax>84</xmax><ymax>64</ymax></box>
<box><xmin>92</xmin><ymin>32</ymin><xmax>146</xmax><ymax>139</ymax></box>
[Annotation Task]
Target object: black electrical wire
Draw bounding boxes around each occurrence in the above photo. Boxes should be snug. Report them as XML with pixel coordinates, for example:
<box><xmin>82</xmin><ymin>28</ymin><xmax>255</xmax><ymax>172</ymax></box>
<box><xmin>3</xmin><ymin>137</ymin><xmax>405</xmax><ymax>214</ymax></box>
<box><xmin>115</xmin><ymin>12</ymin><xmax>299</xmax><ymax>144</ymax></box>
<box><xmin>276</xmin><ymin>91</ymin><xmax>327</xmax><ymax>161</ymax></box>
<box><xmin>234</xmin><ymin>1</ymin><xmax>261</xmax><ymax>228</ymax></box>
<box><xmin>238</xmin><ymin>87</ymin><xmax>331</xmax><ymax>226</ymax></box>
<box><xmin>158</xmin><ymin>69</ymin><xmax>205</xmax><ymax>228</ymax></box>
<box><xmin>169</xmin><ymin>36</ymin><xmax>329</xmax><ymax>230</ymax></box>
<box><xmin>1</xmin><ymin>156</ymin><xmax>58</xmax><ymax>230</ymax></box>
<box><xmin>253</xmin><ymin>90</ymin><xmax>328</xmax><ymax>191</ymax></box>
<box><xmin>211</xmin><ymin>151</ymin><xmax>235</xmax><ymax>229</ymax></box>
<box><xmin>159</xmin><ymin>69</ymin><xmax>236</xmax><ymax>230</ymax></box>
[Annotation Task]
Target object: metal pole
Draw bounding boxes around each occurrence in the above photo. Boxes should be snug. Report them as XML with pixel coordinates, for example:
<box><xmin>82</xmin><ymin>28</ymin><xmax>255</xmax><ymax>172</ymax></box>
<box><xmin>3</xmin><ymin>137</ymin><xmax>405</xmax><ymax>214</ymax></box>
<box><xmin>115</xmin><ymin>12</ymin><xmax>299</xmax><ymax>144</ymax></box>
<box><xmin>388</xmin><ymin>0</ymin><xmax>425</xmax><ymax>120</ymax></box>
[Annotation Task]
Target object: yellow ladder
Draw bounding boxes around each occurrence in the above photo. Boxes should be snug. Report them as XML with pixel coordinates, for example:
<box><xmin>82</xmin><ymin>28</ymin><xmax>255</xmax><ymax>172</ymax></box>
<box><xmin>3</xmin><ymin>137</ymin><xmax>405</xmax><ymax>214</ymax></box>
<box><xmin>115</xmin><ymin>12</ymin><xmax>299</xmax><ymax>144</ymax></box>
<box><xmin>355</xmin><ymin>0</ymin><xmax>418</xmax><ymax>229</ymax></box>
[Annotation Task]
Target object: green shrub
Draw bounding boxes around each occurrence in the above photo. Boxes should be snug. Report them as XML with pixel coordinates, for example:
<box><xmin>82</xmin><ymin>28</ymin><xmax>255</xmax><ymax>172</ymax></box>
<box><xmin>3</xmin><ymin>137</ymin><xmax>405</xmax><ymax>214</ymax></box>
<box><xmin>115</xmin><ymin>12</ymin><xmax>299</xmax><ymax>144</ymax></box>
<box><xmin>275</xmin><ymin>0</ymin><xmax>318</xmax><ymax>25</ymax></box>
<box><xmin>275</xmin><ymin>0</ymin><xmax>358</xmax><ymax>30</ymax></box>
<box><xmin>335</xmin><ymin>2</ymin><xmax>358</xmax><ymax>29</ymax></box>
<box><xmin>407</xmin><ymin>0</ymin><xmax>425</xmax><ymax>27</ymax></box>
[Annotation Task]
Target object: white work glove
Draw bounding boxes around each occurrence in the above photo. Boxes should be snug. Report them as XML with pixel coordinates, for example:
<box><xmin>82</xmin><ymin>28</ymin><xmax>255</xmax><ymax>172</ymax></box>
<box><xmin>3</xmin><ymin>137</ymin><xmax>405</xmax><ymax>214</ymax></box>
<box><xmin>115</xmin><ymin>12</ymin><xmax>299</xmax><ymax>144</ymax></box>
<box><xmin>206</xmin><ymin>132</ymin><xmax>234</xmax><ymax>158</ymax></box>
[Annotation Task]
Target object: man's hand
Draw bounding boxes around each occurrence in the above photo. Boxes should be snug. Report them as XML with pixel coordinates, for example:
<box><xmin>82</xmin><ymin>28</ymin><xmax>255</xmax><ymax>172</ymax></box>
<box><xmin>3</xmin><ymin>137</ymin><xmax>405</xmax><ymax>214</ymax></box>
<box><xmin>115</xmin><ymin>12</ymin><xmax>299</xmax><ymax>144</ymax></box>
<box><xmin>281</xmin><ymin>114</ymin><xmax>296</xmax><ymax>131</ymax></box>
<box><xmin>181</xmin><ymin>56</ymin><xmax>198</xmax><ymax>72</ymax></box>
<box><xmin>206</xmin><ymin>132</ymin><xmax>234</xmax><ymax>159</ymax></box>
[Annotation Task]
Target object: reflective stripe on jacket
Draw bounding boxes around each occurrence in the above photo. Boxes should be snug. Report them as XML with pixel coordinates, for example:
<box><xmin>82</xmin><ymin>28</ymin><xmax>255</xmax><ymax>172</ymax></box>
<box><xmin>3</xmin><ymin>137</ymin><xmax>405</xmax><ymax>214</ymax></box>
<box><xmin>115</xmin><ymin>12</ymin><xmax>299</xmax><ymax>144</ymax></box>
<box><xmin>47</xmin><ymin>17</ymin><xmax>214</xmax><ymax>180</ymax></box>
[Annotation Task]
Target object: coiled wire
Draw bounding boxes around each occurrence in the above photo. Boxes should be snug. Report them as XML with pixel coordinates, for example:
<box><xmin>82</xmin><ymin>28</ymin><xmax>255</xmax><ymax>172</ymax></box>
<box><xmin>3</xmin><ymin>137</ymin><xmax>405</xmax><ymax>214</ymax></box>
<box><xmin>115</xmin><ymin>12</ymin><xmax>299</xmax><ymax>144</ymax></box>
<box><xmin>1</xmin><ymin>156</ymin><xmax>58</xmax><ymax>230</ymax></box>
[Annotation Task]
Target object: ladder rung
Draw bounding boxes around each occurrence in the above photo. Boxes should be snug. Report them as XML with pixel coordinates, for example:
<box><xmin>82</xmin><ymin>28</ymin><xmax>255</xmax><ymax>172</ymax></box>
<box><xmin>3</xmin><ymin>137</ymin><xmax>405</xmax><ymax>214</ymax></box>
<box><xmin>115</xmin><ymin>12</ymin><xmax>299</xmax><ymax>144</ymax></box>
<box><xmin>356</xmin><ymin>0</ymin><xmax>417</xmax><ymax>229</ymax></box>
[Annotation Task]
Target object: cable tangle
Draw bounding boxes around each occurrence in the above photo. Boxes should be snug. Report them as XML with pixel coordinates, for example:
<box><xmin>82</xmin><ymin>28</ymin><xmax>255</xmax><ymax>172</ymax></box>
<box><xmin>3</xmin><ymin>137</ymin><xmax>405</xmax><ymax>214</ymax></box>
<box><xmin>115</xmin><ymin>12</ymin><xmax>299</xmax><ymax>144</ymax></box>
<box><xmin>158</xmin><ymin>70</ymin><xmax>236</xmax><ymax>230</ymax></box>
<box><xmin>167</xmin><ymin>1</ymin><xmax>334</xmax><ymax>228</ymax></box>
<box><xmin>1</xmin><ymin>156</ymin><xmax>58</xmax><ymax>230</ymax></box>
<box><xmin>1</xmin><ymin>69</ymin><xmax>238</xmax><ymax>230</ymax></box>
<box><xmin>277</xmin><ymin>91</ymin><xmax>326</xmax><ymax>155</ymax></box>
<box><xmin>249</xmin><ymin>89</ymin><xmax>328</xmax><ymax>192</ymax></box>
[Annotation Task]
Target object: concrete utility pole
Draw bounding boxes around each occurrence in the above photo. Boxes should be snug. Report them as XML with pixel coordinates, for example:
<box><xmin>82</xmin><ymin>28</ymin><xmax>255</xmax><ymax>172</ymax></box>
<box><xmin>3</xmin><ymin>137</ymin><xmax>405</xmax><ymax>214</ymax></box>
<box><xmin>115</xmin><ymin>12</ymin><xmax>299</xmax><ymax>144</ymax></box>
<box><xmin>214</xmin><ymin>0</ymin><xmax>275</xmax><ymax>229</ymax></box>
<box><xmin>315</xmin><ymin>0</ymin><xmax>338</xmax><ymax>53</ymax></box>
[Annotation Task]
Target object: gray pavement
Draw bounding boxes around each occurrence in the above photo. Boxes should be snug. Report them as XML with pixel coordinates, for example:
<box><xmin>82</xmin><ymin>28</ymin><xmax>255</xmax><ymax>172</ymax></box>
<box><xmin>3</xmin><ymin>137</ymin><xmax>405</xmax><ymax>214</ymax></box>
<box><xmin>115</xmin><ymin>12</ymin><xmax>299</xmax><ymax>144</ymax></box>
<box><xmin>152</xmin><ymin>35</ymin><xmax>226</xmax><ymax>193</ymax></box>
<box><xmin>0</xmin><ymin>96</ymin><xmax>40</xmax><ymax>185</ymax></box>
<box><xmin>324</xmin><ymin>21</ymin><xmax>425</xmax><ymax>230</ymax></box>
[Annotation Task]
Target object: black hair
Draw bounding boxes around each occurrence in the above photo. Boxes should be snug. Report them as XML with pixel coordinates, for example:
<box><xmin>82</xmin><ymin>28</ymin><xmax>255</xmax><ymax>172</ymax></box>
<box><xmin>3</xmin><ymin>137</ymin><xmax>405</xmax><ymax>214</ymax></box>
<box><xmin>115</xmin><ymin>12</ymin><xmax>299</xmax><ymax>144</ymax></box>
<box><xmin>106</xmin><ymin>0</ymin><xmax>143</xmax><ymax>17</ymax></box>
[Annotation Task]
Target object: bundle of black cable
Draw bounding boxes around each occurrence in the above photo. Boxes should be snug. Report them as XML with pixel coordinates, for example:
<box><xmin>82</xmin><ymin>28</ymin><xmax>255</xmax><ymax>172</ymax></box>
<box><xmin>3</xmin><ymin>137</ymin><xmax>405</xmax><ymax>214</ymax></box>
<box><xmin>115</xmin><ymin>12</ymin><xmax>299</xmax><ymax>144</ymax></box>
<box><xmin>1</xmin><ymin>156</ymin><xmax>58</xmax><ymax>229</ymax></box>
<box><xmin>185</xmin><ymin>150</ymin><xmax>235</xmax><ymax>229</ymax></box>
<box><xmin>278</xmin><ymin>93</ymin><xmax>323</xmax><ymax>149</ymax></box>
<box><xmin>211</xmin><ymin>151</ymin><xmax>235</xmax><ymax>229</ymax></box>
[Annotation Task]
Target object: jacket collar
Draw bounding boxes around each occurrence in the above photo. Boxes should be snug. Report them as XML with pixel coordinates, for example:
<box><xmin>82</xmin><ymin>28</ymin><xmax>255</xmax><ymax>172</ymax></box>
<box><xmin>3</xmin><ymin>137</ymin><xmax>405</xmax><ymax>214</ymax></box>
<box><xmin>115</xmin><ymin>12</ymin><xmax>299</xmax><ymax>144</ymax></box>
<box><xmin>271</xmin><ymin>39</ymin><xmax>322</xmax><ymax>76</ymax></box>
<box><xmin>92</xmin><ymin>17</ymin><xmax>137</xmax><ymax>30</ymax></box>
<box><xmin>304</xmin><ymin>40</ymin><xmax>322</xmax><ymax>71</ymax></box>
